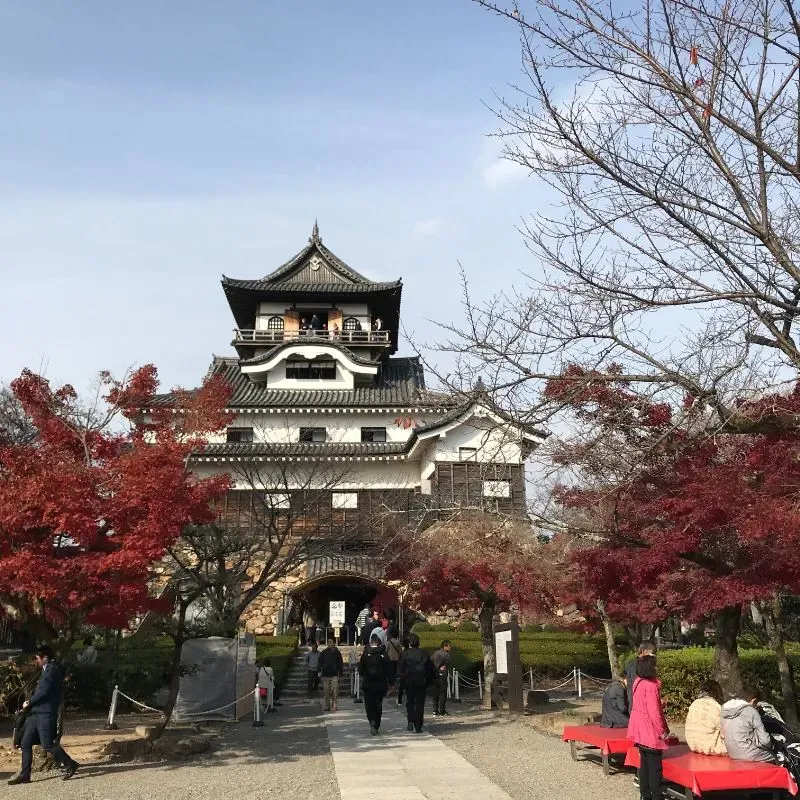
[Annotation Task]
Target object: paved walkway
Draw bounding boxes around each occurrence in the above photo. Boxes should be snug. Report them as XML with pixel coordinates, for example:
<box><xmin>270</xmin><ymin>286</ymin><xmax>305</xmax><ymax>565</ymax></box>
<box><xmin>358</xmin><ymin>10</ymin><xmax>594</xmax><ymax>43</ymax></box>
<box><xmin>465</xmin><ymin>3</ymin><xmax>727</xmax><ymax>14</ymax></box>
<box><xmin>325</xmin><ymin>700</ymin><xmax>513</xmax><ymax>800</ymax></box>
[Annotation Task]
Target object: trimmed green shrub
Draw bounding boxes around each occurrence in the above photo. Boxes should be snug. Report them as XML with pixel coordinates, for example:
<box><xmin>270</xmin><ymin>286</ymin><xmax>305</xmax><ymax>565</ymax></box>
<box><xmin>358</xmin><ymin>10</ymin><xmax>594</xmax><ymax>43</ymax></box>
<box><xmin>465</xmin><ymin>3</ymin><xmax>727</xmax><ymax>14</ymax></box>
<box><xmin>618</xmin><ymin>647</ymin><xmax>800</xmax><ymax>719</ymax></box>
<box><xmin>410</xmin><ymin>622</ymin><xmax>434</xmax><ymax>633</ymax></box>
<box><xmin>413</xmin><ymin>630</ymin><xmax>612</xmax><ymax>679</ymax></box>
<box><xmin>457</xmin><ymin>621</ymin><xmax>479</xmax><ymax>633</ymax></box>
<box><xmin>256</xmin><ymin>634</ymin><xmax>298</xmax><ymax>691</ymax></box>
<box><xmin>434</xmin><ymin>623</ymin><xmax>455</xmax><ymax>631</ymax></box>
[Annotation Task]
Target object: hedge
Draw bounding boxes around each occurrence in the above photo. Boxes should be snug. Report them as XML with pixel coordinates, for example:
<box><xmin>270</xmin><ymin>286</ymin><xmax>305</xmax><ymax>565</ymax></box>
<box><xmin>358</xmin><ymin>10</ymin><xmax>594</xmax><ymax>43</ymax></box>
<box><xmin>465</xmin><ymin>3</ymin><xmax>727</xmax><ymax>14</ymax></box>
<box><xmin>414</xmin><ymin>630</ymin><xmax>612</xmax><ymax>680</ymax></box>
<box><xmin>619</xmin><ymin>647</ymin><xmax>800</xmax><ymax>718</ymax></box>
<box><xmin>255</xmin><ymin>634</ymin><xmax>298</xmax><ymax>691</ymax></box>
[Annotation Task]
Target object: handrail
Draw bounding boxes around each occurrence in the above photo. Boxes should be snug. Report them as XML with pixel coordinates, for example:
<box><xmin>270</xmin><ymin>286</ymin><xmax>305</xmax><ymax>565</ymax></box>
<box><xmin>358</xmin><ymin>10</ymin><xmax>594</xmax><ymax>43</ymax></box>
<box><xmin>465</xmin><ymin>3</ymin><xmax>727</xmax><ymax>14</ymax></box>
<box><xmin>232</xmin><ymin>329</ymin><xmax>390</xmax><ymax>345</ymax></box>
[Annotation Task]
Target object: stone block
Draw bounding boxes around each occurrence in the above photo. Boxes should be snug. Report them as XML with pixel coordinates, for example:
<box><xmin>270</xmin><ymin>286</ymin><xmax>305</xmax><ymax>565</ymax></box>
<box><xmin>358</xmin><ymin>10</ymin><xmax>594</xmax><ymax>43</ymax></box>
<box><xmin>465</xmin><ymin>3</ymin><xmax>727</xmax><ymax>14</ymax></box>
<box><xmin>525</xmin><ymin>690</ymin><xmax>550</xmax><ymax>708</ymax></box>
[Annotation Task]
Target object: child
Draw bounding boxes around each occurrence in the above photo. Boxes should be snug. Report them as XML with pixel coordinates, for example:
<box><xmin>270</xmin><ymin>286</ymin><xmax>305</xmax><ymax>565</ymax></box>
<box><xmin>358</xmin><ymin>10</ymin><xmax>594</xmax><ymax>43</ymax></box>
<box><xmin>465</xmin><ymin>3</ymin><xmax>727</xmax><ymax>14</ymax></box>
<box><xmin>627</xmin><ymin>655</ymin><xmax>670</xmax><ymax>800</ymax></box>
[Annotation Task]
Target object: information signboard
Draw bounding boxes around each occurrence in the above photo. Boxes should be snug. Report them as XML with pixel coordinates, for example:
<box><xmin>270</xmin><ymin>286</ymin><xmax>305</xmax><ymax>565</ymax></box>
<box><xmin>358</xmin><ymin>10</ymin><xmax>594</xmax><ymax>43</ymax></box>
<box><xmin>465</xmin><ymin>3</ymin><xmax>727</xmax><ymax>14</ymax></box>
<box><xmin>329</xmin><ymin>601</ymin><xmax>346</xmax><ymax>628</ymax></box>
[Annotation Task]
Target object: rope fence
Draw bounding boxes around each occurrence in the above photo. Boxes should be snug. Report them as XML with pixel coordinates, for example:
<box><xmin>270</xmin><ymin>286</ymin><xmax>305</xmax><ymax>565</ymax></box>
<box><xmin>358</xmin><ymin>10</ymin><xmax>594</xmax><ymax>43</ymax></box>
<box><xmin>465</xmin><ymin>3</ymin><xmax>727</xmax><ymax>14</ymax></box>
<box><xmin>446</xmin><ymin>667</ymin><xmax>611</xmax><ymax>702</ymax></box>
<box><xmin>106</xmin><ymin>682</ymin><xmax>274</xmax><ymax>731</ymax></box>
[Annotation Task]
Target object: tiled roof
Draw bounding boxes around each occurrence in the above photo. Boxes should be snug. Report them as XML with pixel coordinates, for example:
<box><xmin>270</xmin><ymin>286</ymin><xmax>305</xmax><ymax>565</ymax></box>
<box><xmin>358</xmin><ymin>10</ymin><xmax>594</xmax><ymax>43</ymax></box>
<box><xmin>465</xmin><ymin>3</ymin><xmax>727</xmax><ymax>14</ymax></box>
<box><xmin>151</xmin><ymin>356</ymin><xmax>453</xmax><ymax>410</ymax></box>
<box><xmin>221</xmin><ymin>278</ymin><xmax>401</xmax><ymax>294</ymax></box>
<box><xmin>238</xmin><ymin>339</ymin><xmax>380</xmax><ymax>368</ymax></box>
<box><xmin>261</xmin><ymin>237</ymin><xmax>374</xmax><ymax>284</ymax></box>
<box><xmin>196</xmin><ymin>441</ymin><xmax>410</xmax><ymax>458</ymax></box>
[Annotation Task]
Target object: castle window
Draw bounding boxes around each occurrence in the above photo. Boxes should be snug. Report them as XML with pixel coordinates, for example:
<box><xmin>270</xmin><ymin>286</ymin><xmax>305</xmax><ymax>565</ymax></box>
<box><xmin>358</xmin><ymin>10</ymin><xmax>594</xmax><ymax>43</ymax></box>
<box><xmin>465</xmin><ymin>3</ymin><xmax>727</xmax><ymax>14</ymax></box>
<box><xmin>483</xmin><ymin>480</ymin><xmax>511</xmax><ymax>498</ymax></box>
<box><xmin>361</xmin><ymin>427</ymin><xmax>387</xmax><ymax>443</ymax></box>
<box><xmin>299</xmin><ymin>427</ymin><xmax>327</xmax><ymax>443</ymax></box>
<box><xmin>266</xmin><ymin>493</ymin><xmax>291</xmax><ymax>509</ymax></box>
<box><xmin>226</xmin><ymin>427</ymin><xmax>254</xmax><ymax>444</ymax></box>
<box><xmin>343</xmin><ymin>316</ymin><xmax>361</xmax><ymax>332</ymax></box>
<box><xmin>459</xmin><ymin>447</ymin><xmax>477</xmax><ymax>461</ymax></box>
<box><xmin>286</xmin><ymin>356</ymin><xmax>336</xmax><ymax>380</ymax></box>
<box><xmin>266</xmin><ymin>315</ymin><xmax>284</xmax><ymax>331</ymax></box>
<box><xmin>332</xmin><ymin>492</ymin><xmax>358</xmax><ymax>509</ymax></box>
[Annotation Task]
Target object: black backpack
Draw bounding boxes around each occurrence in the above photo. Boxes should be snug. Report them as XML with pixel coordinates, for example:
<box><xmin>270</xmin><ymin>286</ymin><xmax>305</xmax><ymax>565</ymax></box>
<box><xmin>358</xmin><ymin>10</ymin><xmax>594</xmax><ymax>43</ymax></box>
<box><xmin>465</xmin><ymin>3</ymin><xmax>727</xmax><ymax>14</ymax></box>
<box><xmin>404</xmin><ymin>650</ymin><xmax>433</xmax><ymax>688</ymax></box>
<box><xmin>364</xmin><ymin>650</ymin><xmax>386</xmax><ymax>682</ymax></box>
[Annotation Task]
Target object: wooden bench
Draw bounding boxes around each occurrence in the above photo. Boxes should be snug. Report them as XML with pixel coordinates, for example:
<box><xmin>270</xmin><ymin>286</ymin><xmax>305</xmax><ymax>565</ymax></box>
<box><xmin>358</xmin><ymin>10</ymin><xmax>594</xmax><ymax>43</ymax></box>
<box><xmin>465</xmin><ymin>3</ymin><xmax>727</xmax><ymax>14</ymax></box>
<box><xmin>625</xmin><ymin>744</ymin><xmax>798</xmax><ymax>799</ymax></box>
<box><xmin>562</xmin><ymin>724</ymin><xmax>633</xmax><ymax>775</ymax></box>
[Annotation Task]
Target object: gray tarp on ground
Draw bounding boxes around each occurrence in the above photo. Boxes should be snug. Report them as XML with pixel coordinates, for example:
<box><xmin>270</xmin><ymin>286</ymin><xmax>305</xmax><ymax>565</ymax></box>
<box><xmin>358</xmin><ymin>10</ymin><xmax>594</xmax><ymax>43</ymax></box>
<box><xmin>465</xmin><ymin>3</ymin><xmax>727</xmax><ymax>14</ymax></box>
<box><xmin>173</xmin><ymin>636</ymin><xmax>255</xmax><ymax>722</ymax></box>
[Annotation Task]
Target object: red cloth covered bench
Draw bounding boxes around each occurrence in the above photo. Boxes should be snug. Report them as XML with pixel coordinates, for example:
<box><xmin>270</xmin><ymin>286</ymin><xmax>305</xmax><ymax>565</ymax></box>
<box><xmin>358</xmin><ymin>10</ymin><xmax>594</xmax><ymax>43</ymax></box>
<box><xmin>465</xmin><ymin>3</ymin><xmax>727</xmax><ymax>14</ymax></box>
<box><xmin>562</xmin><ymin>724</ymin><xmax>633</xmax><ymax>774</ymax></box>
<box><xmin>625</xmin><ymin>743</ymin><xmax>798</xmax><ymax>799</ymax></box>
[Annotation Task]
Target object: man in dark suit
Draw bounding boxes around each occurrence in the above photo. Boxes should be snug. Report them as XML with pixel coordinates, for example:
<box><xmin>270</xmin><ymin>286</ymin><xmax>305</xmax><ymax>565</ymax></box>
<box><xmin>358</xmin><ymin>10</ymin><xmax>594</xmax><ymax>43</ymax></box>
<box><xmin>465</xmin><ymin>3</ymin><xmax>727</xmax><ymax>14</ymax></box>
<box><xmin>8</xmin><ymin>645</ymin><xmax>79</xmax><ymax>785</ymax></box>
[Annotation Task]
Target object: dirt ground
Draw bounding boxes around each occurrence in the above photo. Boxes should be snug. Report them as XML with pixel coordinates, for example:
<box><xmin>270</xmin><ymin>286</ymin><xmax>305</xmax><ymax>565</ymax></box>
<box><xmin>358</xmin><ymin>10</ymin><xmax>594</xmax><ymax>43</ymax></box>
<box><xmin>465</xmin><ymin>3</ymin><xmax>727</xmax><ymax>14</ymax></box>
<box><xmin>0</xmin><ymin>712</ymin><xmax>169</xmax><ymax>774</ymax></box>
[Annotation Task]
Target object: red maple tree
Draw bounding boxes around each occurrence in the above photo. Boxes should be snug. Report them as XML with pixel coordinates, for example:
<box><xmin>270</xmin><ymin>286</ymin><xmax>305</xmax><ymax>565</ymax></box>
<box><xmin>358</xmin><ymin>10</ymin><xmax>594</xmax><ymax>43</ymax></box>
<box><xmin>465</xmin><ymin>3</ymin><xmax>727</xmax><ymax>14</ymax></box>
<box><xmin>548</xmin><ymin>366</ymin><xmax>800</xmax><ymax>705</ymax></box>
<box><xmin>0</xmin><ymin>366</ymin><xmax>232</xmax><ymax>647</ymax></box>
<box><xmin>387</xmin><ymin>514</ymin><xmax>560</xmax><ymax>706</ymax></box>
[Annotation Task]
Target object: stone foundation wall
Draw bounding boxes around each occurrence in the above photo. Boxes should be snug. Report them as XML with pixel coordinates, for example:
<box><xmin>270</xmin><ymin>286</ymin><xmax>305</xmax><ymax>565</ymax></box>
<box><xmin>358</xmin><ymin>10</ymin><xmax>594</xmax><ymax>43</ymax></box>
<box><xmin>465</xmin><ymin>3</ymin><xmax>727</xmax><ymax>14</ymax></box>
<box><xmin>240</xmin><ymin>564</ymin><xmax>308</xmax><ymax>636</ymax></box>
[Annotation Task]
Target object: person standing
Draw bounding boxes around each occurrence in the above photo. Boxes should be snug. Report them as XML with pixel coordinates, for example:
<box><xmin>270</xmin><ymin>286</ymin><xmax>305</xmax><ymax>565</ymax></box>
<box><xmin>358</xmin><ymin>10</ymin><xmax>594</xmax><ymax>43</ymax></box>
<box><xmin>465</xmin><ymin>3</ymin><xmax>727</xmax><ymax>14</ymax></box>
<box><xmin>257</xmin><ymin>659</ymin><xmax>276</xmax><ymax>713</ymax></box>
<box><xmin>362</xmin><ymin>609</ymin><xmax>381</xmax><ymax>645</ymax></box>
<box><xmin>359</xmin><ymin>634</ymin><xmax>390</xmax><ymax>735</ymax></box>
<box><xmin>305</xmin><ymin>642</ymin><xmax>321</xmax><ymax>696</ymax></box>
<box><xmin>8</xmin><ymin>646</ymin><xmax>79</xmax><ymax>786</ymax></box>
<box><xmin>385</xmin><ymin>627</ymin><xmax>402</xmax><ymax>693</ymax></box>
<box><xmin>303</xmin><ymin>608</ymin><xmax>316</xmax><ymax>646</ymax></box>
<box><xmin>625</xmin><ymin>640</ymin><xmax>656</xmax><ymax>710</ymax></box>
<box><xmin>431</xmin><ymin>640</ymin><xmax>452</xmax><ymax>717</ymax></box>
<box><xmin>399</xmin><ymin>633</ymin><xmax>435</xmax><ymax>733</ymax></box>
<box><xmin>319</xmin><ymin>639</ymin><xmax>344</xmax><ymax>712</ymax></box>
<box><xmin>355</xmin><ymin>604</ymin><xmax>370</xmax><ymax>646</ymax></box>
<box><xmin>627</xmin><ymin>655</ymin><xmax>670</xmax><ymax>800</ymax></box>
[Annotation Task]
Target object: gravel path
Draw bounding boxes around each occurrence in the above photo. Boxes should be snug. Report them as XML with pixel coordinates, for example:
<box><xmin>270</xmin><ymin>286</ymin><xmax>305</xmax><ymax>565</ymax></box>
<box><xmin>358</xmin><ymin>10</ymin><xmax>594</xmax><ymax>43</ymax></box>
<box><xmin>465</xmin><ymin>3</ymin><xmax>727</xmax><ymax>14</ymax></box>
<box><xmin>1</xmin><ymin>702</ymin><xmax>338</xmax><ymax>800</ymax></box>
<box><xmin>428</xmin><ymin>703</ymin><xmax>639</xmax><ymax>800</ymax></box>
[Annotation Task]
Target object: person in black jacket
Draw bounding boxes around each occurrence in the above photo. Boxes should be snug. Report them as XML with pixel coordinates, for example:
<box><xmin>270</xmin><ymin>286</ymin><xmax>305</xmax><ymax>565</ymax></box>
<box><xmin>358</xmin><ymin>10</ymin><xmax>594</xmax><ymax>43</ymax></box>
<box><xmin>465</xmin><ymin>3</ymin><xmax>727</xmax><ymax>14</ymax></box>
<box><xmin>398</xmin><ymin>633</ymin><xmax>435</xmax><ymax>733</ymax></box>
<box><xmin>600</xmin><ymin>676</ymin><xmax>630</xmax><ymax>728</ymax></box>
<box><xmin>9</xmin><ymin>646</ymin><xmax>79</xmax><ymax>785</ymax></box>
<box><xmin>359</xmin><ymin>634</ymin><xmax>390</xmax><ymax>735</ymax></box>
<box><xmin>318</xmin><ymin>641</ymin><xmax>344</xmax><ymax>712</ymax></box>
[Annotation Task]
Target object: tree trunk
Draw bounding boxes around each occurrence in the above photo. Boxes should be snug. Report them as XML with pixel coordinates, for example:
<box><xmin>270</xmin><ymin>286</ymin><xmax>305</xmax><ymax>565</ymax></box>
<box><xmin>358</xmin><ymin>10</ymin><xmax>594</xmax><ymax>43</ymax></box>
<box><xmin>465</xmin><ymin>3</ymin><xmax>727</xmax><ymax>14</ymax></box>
<box><xmin>625</xmin><ymin>622</ymin><xmax>654</xmax><ymax>651</ymax></box>
<box><xmin>597</xmin><ymin>601</ymin><xmax>620</xmax><ymax>681</ymax></box>
<box><xmin>712</xmin><ymin>605</ymin><xmax>743</xmax><ymax>698</ymax></box>
<box><xmin>478</xmin><ymin>598</ymin><xmax>497</xmax><ymax>710</ymax></box>
<box><xmin>762</xmin><ymin>593</ymin><xmax>799</xmax><ymax>731</ymax></box>
<box><xmin>152</xmin><ymin>602</ymin><xmax>190</xmax><ymax>741</ymax></box>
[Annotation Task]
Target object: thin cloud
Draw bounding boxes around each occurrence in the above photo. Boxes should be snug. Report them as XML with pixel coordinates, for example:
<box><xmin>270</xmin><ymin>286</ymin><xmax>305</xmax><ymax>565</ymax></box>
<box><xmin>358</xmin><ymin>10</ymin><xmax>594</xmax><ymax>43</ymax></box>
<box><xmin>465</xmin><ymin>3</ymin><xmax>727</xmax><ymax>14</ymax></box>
<box><xmin>412</xmin><ymin>217</ymin><xmax>444</xmax><ymax>237</ymax></box>
<box><xmin>482</xmin><ymin>157</ymin><xmax>529</xmax><ymax>189</ymax></box>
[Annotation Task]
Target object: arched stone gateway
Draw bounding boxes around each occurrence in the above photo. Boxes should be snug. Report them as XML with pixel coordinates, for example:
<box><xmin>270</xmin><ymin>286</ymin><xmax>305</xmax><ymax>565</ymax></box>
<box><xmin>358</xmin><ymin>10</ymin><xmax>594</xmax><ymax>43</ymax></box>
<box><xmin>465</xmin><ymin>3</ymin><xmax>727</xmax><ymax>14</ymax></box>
<box><xmin>283</xmin><ymin>556</ymin><xmax>399</xmax><ymax>645</ymax></box>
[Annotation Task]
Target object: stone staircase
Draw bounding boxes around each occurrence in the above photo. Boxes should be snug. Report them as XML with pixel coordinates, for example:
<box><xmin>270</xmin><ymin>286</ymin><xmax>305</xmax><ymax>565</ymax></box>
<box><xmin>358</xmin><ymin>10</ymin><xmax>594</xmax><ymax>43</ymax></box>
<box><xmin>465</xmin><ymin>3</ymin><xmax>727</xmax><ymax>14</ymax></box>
<box><xmin>281</xmin><ymin>645</ymin><xmax>360</xmax><ymax>700</ymax></box>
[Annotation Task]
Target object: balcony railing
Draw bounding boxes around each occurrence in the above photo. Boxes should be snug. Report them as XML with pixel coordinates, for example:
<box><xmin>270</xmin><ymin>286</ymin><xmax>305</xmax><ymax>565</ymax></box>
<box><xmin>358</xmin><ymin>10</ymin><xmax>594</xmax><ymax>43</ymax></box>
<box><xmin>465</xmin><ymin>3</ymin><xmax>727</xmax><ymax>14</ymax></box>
<box><xmin>232</xmin><ymin>329</ymin><xmax>391</xmax><ymax>346</ymax></box>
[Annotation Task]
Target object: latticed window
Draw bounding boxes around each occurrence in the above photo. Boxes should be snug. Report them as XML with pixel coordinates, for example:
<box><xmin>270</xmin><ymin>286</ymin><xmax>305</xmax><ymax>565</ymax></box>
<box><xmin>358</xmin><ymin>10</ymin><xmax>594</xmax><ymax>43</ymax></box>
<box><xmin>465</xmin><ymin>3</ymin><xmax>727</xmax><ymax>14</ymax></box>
<box><xmin>286</xmin><ymin>356</ymin><xmax>336</xmax><ymax>380</ymax></box>
<box><xmin>267</xmin><ymin>315</ymin><xmax>284</xmax><ymax>331</ymax></box>
<box><xmin>343</xmin><ymin>317</ymin><xmax>360</xmax><ymax>332</ymax></box>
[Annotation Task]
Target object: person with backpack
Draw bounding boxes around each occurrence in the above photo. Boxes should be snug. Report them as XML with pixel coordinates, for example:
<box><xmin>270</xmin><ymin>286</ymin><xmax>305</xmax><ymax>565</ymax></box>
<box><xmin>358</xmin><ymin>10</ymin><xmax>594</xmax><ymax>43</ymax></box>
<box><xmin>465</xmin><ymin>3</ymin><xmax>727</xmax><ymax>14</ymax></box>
<box><xmin>399</xmin><ymin>633</ymin><xmax>435</xmax><ymax>733</ymax></box>
<box><xmin>385</xmin><ymin>627</ymin><xmax>402</xmax><ymax>693</ymax></box>
<box><xmin>318</xmin><ymin>640</ymin><xmax>344</xmax><ymax>712</ymax></box>
<box><xmin>359</xmin><ymin>634</ymin><xmax>391</xmax><ymax>735</ymax></box>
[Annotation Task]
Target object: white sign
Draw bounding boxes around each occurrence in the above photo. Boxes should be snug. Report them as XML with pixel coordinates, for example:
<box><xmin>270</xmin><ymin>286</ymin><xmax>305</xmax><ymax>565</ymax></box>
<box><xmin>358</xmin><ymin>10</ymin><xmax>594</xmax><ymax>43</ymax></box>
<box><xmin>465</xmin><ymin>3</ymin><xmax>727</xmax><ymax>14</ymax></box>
<box><xmin>495</xmin><ymin>630</ymin><xmax>512</xmax><ymax>675</ymax></box>
<box><xmin>329</xmin><ymin>601</ymin><xmax>346</xmax><ymax>627</ymax></box>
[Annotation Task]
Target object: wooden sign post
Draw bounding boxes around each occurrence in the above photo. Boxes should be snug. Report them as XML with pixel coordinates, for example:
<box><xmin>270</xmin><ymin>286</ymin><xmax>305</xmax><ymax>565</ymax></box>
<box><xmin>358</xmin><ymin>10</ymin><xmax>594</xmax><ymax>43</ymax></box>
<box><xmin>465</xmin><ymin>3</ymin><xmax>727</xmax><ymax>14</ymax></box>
<box><xmin>491</xmin><ymin>615</ymin><xmax>524</xmax><ymax>714</ymax></box>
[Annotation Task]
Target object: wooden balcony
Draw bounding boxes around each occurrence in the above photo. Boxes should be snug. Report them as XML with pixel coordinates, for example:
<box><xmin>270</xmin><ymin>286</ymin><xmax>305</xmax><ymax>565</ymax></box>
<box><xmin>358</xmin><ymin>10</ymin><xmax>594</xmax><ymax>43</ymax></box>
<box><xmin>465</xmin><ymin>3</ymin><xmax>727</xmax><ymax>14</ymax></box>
<box><xmin>232</xmin><ymin>329</ymin><xmax>391</xmax><ymax>347</ymax></box>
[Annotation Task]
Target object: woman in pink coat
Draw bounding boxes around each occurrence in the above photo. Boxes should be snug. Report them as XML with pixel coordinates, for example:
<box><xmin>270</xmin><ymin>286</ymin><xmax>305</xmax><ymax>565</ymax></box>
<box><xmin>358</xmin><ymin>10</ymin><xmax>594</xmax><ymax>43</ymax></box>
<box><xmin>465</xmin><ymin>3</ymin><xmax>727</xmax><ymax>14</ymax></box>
<box><xmin>628</xmin><ymin>655</ymin><xmax>670</xmax><ymax>800</ymax></box>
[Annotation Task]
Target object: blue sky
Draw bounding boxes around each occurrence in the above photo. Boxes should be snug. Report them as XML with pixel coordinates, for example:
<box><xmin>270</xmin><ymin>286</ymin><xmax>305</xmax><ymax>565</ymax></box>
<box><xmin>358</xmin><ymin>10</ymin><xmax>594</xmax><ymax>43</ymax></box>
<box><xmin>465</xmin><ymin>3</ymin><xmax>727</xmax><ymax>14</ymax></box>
<box><xmin>0</xmin><ymin>2</ymin><xmax>546</xmax><ymax>394</ymax></box>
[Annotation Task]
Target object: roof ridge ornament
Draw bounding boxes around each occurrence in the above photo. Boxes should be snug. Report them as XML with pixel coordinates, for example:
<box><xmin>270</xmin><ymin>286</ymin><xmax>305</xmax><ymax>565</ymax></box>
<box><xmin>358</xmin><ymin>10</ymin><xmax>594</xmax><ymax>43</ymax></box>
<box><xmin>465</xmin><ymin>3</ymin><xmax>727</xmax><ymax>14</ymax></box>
<box><xmin>310</xmin><ymin>219</ymin><xmax>321</xmax><ymax>244</ymax></box>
